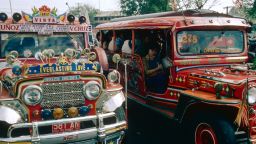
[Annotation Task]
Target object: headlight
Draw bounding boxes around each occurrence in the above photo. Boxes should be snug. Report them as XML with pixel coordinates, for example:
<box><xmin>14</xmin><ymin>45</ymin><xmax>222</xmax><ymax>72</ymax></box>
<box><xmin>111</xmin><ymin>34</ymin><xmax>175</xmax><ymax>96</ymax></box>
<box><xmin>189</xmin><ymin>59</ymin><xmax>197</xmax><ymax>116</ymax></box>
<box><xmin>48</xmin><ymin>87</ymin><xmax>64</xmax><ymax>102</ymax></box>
<box><xmin>248</xmin><ymin>87</ymin><xmax>256</xmax><ymax>104</ymax></box>
<box><xmin>83</xmin><ymin>81</ymin><xmax>101</xmax><ymax>100</ymax></box>
<box><xmin>107</xmin><ymin>70</ymin><xmax>120</xmax><ymax>83</ymax></box>
<box><xmin>22</xmin><ymin>85</ymin><xmax>43</xmax><ymax>106</ymax></box>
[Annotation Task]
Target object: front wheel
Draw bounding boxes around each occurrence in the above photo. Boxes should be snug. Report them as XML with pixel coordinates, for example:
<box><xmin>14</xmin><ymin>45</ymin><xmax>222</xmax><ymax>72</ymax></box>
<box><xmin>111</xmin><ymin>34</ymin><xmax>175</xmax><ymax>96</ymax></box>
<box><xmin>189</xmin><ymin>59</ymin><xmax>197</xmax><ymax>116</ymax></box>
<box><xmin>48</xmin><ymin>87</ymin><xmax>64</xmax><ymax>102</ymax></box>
<box><xmin>193</xmin><ymin>118</ymin><xmax>236</xmax><ymax>144</ymax></box>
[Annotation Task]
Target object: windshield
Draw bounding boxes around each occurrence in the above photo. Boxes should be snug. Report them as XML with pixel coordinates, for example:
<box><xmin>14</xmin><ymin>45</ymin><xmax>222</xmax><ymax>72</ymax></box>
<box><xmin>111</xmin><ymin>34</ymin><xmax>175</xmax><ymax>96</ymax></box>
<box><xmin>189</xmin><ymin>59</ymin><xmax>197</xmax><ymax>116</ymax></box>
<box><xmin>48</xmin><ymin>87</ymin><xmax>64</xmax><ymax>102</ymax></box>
<box><xmin>177</xmin><ymin>30</ymin><xmax>244</xmax><ymax>55</ymax></box>
<box><xmin>0</xmin><ymin>33</ymin><xmax>85</xmax><ymax>58</ymax></box>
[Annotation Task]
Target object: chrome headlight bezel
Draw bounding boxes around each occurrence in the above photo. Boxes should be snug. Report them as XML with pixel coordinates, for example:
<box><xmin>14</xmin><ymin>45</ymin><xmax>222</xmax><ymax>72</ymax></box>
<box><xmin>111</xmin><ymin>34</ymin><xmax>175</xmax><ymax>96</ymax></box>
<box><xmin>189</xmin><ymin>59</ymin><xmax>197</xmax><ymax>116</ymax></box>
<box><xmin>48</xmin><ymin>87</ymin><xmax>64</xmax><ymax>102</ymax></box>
<box><xmin>83</xmin><ymin>81</ymin><xmax>101</xmax><ymax>100</ymax></box>
<box><xmin>22</xmin><ymin>85</ymin><xmax>43</xmax><ymax>106</ymax></box>
<box><xmin>107</xmin><ymin>70</ymin><xmax>120</xmax><ymax>83</ymax></box>
<box><xmin>248</xmin><ymin>87</ymin><xmax>256</xmax><ymax>105</ymax></box>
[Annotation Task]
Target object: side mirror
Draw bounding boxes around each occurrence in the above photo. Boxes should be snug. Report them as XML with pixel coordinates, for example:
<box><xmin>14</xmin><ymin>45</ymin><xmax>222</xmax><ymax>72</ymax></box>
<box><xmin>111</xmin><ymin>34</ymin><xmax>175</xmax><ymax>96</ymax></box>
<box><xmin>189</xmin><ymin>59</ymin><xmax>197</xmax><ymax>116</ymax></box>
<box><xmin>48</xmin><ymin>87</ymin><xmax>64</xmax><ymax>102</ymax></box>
<box><xmin>112</xmin><ymin>54</ymin><xmax>121</xmax><ymax>64</ymax></box>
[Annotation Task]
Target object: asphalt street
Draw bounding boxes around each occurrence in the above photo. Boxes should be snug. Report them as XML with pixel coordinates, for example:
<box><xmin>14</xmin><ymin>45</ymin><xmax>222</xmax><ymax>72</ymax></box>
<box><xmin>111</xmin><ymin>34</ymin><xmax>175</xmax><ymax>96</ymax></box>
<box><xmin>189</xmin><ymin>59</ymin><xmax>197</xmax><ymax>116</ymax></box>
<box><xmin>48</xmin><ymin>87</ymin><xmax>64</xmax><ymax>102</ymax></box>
<box><xmin>125</xmin><ymin>99</ymin><xmax>186</xmax><ymax>144</ymax></box>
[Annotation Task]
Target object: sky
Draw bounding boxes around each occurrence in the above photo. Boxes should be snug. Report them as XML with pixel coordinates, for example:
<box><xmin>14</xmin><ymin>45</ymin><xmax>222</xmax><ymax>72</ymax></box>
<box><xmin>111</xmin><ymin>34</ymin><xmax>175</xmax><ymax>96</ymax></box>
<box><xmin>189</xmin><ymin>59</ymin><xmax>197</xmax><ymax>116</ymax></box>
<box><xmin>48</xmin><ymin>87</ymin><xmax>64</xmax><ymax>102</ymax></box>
<box><xmin>0</xmin><ymin>0</ymin><xmax>234</xmax><ymax>16</ymax></box>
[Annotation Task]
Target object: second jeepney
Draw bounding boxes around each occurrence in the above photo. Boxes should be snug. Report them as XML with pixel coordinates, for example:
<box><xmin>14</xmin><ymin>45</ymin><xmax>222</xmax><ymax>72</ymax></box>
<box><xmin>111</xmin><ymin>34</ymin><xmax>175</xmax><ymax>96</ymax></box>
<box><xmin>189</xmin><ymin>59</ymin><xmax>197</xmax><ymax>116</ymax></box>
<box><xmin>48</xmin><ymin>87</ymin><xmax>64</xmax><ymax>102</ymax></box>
<box><xmin>96</xmin><ymin>10</ymin><xmax>255</xmax><ymax>143</ymax></box>
<box><xmin>0</xmin><ymin>5</ymin><xmax>127</xmax><ymax>144</ymax></box>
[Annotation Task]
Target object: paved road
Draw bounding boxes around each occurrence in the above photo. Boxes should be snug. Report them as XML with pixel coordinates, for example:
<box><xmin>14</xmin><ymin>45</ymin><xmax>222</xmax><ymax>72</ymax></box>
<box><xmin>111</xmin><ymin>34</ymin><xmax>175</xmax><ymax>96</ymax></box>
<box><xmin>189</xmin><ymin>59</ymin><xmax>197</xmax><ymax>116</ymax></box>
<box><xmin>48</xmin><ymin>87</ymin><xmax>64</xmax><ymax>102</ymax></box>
<box><xmin>125</xmin><ymin>99</ymin><xmax>187</xmax><ymax>144</ymax></box>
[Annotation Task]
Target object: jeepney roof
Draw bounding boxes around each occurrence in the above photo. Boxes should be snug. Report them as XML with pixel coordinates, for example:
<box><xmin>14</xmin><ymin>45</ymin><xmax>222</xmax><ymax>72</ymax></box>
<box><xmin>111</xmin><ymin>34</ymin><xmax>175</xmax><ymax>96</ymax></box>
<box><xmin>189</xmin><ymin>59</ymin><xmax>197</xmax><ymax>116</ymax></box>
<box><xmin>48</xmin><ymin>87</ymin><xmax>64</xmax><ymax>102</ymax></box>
<box><xmin>96</xmin><ymin>9</ymin><xmax>250</xmax><ymax>30</ymax></box>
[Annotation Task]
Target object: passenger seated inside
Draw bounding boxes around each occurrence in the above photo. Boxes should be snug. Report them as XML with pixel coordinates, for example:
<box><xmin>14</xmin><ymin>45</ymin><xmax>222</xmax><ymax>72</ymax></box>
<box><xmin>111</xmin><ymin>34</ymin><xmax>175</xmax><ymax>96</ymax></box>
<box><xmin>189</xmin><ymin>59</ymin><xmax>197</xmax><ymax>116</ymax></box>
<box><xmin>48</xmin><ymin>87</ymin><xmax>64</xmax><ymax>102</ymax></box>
<box><xmin>95</xmin><ymin>32</ymin><xmax>101</xmax><ymax>47</ymax></box>
<box><xmin>115</xmin><ymin>33</ymin><xmax>124</xmax><ymax>52</ymax></box>
<box><xmin>101</xmin><ymin>31</ymin><xmax>112</xmax><ymax>50</ymax></box>
<box><xmin>143</xmin><ymin>42</ymin><xmax>167</xmax><ymax>93</ymax></box>
<box><xmin>122</xmin><ymin>40</ymin><xmax>132</xmax><ymax>54</ymax></box>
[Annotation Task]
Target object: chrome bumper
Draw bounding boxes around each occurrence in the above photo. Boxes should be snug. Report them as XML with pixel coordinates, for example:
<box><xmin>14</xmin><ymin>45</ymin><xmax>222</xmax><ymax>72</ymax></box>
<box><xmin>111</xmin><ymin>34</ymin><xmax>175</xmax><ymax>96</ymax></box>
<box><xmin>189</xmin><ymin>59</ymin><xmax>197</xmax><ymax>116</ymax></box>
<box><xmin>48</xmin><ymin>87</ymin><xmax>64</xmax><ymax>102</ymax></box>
<box><xmin>0</xmin><ymin>112</ymin><xmax>127</xmax><ymax>144</ymax></box>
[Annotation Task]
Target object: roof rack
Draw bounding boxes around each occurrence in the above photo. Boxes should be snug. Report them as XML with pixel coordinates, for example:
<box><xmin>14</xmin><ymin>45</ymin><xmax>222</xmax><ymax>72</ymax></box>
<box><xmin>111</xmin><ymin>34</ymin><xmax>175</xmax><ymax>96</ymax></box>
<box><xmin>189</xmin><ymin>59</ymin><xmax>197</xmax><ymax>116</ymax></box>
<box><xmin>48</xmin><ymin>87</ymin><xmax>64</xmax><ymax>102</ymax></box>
<box><xmin>111</xmin><ymin>9</ymin><xmax>233</xmax><ymax>22</ymax></box>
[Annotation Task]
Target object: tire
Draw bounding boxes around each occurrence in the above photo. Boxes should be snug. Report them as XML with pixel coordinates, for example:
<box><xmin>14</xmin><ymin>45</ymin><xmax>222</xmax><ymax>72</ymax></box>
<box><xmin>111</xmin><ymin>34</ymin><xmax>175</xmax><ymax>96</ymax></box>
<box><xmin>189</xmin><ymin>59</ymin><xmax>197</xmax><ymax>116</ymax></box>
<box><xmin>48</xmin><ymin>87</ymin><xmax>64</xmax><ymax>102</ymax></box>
<box><xmin>191</xmin><ymin>118</ymin><xmax>236</xmax><ymax>144</ymax></box>
<box><xmin>0</xmin><ymin>121</ymin><xmax>10</xmax><ymax>138</ymax></box>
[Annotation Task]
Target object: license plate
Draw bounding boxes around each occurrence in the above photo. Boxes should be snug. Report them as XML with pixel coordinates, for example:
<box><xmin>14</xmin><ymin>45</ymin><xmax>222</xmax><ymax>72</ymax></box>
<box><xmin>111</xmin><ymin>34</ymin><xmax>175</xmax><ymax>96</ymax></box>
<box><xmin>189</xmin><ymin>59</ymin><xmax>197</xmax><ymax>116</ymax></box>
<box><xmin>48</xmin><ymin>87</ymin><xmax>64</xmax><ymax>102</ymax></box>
<box><xmin>52</xmin><ymin>122</ymin><xmax>80</xmax><ymax>133</ymax></box>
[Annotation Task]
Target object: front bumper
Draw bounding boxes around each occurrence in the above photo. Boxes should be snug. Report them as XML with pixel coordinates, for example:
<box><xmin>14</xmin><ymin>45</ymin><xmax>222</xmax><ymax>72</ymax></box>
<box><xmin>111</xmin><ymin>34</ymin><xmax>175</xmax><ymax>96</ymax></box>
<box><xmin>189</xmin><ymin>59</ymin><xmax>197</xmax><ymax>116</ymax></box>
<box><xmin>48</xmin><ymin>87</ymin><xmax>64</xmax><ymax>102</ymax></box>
<box><xmin>0</xmin><ymin>112</ymin><xmax>127</xmax><ymax>144</ymax></box>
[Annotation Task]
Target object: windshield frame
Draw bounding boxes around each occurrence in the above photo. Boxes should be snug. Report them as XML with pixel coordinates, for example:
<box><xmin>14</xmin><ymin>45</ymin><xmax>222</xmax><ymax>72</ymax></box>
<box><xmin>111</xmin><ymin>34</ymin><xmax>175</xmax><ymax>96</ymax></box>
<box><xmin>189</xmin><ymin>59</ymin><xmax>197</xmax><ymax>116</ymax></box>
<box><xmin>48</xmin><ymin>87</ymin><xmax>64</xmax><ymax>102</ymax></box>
<box><xmin>0</xmin><ymin>32</ymin><xmax>86</xmax><ymax>58</ymax></box>
<box><xmin>175</xmin><ymin>29</ymin><xmax>245</xmax><ymax>57</ymax></box>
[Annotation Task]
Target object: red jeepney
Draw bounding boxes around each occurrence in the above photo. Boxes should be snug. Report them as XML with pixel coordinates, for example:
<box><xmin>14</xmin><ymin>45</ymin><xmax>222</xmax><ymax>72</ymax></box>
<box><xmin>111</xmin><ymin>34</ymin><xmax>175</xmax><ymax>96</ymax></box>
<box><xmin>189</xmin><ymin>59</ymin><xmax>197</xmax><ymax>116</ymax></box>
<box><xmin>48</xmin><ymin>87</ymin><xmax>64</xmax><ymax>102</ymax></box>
<box><xmin>0</xmin><ymin>5</ymin><xmax>127</xmax><ymax>144</ymax></box>
<box><xmin>96</xmin><ymin>10</ymin><xmax>254</xmax><ymax>143</ymax></box>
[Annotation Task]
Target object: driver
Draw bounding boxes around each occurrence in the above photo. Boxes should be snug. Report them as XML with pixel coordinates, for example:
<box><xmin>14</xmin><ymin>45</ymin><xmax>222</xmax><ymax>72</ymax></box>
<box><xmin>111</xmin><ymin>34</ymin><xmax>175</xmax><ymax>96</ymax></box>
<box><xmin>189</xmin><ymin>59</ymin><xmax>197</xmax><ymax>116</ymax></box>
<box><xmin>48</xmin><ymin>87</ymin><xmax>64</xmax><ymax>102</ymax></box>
<box><xmin>143</xmin><ymin>42</ymin><xmax>167</xmax><ymax>93</ymax></box>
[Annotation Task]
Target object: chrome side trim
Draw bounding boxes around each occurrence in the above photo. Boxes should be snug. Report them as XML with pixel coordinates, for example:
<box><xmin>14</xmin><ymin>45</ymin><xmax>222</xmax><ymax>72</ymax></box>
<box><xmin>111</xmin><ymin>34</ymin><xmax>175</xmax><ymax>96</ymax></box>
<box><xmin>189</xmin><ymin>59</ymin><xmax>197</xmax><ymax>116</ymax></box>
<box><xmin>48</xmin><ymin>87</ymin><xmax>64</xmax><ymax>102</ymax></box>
<box><xmin>148</xmin><ymin>95</ymin><xmax>178</xmax><ymax>103</ymax></box>
<box><xmin>176</xmin><ymin>64</ymin><xmax>231</xmax><ymax>72</ymax></box>
<box><xmin>250</xmin><ymin>138</ymin><xmax>256</xmax><ymax>142</ymax></box>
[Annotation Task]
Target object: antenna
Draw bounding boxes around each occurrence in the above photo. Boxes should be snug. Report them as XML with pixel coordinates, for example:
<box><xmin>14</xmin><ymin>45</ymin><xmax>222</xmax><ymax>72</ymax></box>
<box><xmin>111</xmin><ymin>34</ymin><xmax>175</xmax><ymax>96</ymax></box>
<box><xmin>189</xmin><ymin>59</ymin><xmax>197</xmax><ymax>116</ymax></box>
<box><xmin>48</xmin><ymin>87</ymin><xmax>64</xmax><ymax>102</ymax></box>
<box><xmin>223</xmin><ymin>6</ymin><xmax>232</xmax><ymax>15</ymax></box>
<box><xmin>9</xmin><ymin>0</ymin><xmax>13</xmax><ymax>15</ymax></box>
<box><xmin>66</xmin><ymin>2</ymin><xmax>71</xmax><ymax>12</ymax></box>
<box><xmin>99</xmin><ymin>0</ymin><xmax>101</xmax><ymax>11</ymax></box>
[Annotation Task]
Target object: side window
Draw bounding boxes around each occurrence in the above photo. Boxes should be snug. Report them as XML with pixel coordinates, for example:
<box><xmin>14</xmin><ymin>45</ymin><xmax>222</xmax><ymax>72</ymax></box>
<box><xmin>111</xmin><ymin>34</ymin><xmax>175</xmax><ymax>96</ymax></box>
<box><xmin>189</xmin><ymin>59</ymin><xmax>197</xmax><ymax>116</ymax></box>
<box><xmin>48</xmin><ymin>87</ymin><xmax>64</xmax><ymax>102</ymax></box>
<box><xmin>134</xmin><ymin>29</ymin><xmax>168</xmax><ymax>58</ymax></box>
<box><xmin>134</xmin><ymin>30</ymin><xmax>150</xmax><ymax>57</ymax></box>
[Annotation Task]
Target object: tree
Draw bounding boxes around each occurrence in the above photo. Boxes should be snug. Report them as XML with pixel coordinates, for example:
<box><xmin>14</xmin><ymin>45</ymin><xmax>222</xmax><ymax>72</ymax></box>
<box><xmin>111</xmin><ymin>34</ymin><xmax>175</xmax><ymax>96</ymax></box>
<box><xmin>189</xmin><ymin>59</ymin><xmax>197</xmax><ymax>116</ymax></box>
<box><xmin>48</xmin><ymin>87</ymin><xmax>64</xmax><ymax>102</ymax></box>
<box><xmin>231</xmin><ymin>0</ymin><xmax>256</xmax><ymax>21</ymax></box>
<box><xmin>120</xmin><ymin>0</ymin><xmax>139</xmax><ymax>16</ymax></box>
<box><xmin>174</xmin><ymin>0</ymin><xmax>220</xmax><ymax>10</ymax></box>
<box><xmin>246</xmin><ymin>0</ymin><xmax>256</xmax><ymax>19</ymax></box>
<box><xmin>68</xmin><ymin>3</ymin><xmax>99</xmax><ymax>24</ymax></box>
<box><xmin>120</xmin><ymin>0</ymin><xmax>171</xmax><ymax>16</ymax></box>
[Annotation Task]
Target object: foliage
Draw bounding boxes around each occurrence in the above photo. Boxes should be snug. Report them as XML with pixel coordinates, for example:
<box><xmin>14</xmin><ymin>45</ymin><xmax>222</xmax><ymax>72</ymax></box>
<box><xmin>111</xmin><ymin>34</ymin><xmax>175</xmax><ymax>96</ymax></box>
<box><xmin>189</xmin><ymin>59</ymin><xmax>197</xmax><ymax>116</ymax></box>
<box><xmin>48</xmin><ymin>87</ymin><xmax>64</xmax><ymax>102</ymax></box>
<box><xmin>246</xmin><ymin>0</ymin><xmax>256</xmax><ymax>19</ymax></box>
<box><xmin>230</xmin><ymin>0</ymin><xmax>255</xmax><ymax>20</ymax></box>
<box><xmin>69</xmin><ymin>3</ymin><xmax>99</xmax><ymax>24</ymax></box>
<box><xmin>120</xmin><ymin>0</ymin><xmax>171</xmax><ymax>16</ymax></box>
<box><xmin>252</xmin><ymin>57</ymin><xmax>256</xmax><ymax>70</ymax></box>
<box><xmin>175</xmin><ymin>0</ymin><xmax>220</xmax><ymax>10</ymax></box>
<box><xmin>120</xmin><ymin>0</ymin><xmax>139</xmax><ymax>16</ymax></box>
<box><xmin>121</xmin><ymin>0</ymin><xmax>222</xmax><ymax>16</ymax></box>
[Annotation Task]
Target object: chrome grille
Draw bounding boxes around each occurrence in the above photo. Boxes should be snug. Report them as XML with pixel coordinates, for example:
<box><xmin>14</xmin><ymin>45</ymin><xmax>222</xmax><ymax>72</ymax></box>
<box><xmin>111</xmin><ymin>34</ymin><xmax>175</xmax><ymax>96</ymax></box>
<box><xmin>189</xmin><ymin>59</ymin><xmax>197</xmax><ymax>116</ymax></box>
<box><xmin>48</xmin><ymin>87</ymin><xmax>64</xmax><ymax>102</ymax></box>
<box><xmin>41</xmin><ymin>82</ymin><xmax>85</xmax><ymax>108</ymax></box>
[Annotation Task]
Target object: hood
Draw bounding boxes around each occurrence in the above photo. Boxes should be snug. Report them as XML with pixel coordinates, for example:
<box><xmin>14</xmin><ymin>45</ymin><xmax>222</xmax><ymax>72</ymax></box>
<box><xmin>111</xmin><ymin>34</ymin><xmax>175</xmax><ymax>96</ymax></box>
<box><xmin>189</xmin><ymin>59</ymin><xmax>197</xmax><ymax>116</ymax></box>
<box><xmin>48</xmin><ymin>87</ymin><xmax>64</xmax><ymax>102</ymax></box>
<box><xmin>177</xmin><ymin>64</ymin><xmax>256</xmax><ymax>85</ymax></box>
<box><xmin>175</xmin><ymin>64</ymin><xmax>256</xmax><ymax>99</ymax></box>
